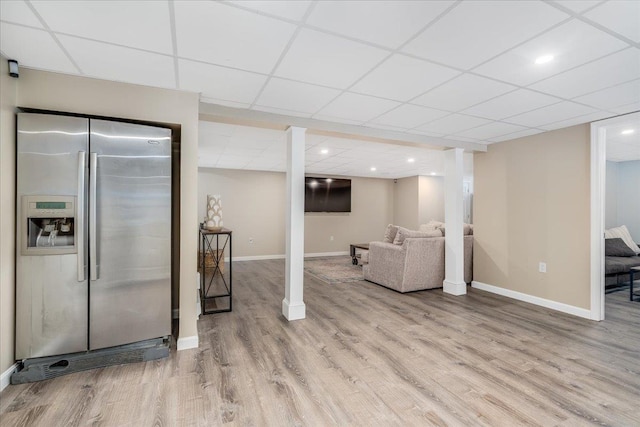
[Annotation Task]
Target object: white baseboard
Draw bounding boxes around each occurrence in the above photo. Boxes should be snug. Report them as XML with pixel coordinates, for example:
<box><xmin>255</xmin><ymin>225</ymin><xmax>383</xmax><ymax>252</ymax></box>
<box><xmin>443</xmin><ymin>280</ymin><xmax>467</xmax><ymax>296</ymax></box>
<box><xmin>224</xmin><ymin>252</ymin><xmax>350</xmax><ymax>262</ymax></box>
<box><xmin>176</xmin><ymin>335</ymin><xmax>199</xmax><ymax>351</ymax></box>
<box><xmin>304</xmin><ymin>251</ymin><xmax>349</xmax><ymax>258</ymax></box>
<box><xmin>282</xmin><ymin>299</ymin><xmax>306</xmax><ymax>321</ymax></box>
<box><xmin>1</xmin><ymin>363</ymin><xmax>18</xmax><ymax>391</ymax></box>
<box><xmin>230</xmin><ymin>254</ymin><xmax>285</xmax><ymax>262</ymax></box>
<box><xmin>471</xmin><ymin>281</ymin><xmax>592</xmax><ymax>320</ymax></box>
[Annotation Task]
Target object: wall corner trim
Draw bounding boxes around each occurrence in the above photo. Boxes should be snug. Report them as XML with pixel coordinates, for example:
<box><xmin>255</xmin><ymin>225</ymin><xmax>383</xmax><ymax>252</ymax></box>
<box><xmin>176</xmin><ymin>335</ymin><xmax>199</xmax><ymax>351</ymax></box>
<box><xmin>1</xmin><ymin>363</ymin><xmax>18</xmax><ymax>391</ymax></box>
<box><xmin>471</xmin><ymin>281</ymin><xmax>593</xmax><ymax>320</ymax></box>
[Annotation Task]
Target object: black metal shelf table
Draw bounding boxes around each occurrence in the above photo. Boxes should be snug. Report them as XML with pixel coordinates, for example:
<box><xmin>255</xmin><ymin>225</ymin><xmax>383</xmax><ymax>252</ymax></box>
<box><xmin>199</xmin><ymin>227</ymin><xmax>232</xmax><ymax>314</ymax></box>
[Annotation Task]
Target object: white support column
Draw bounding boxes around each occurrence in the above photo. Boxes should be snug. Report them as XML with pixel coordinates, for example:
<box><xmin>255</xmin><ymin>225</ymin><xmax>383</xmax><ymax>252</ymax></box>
<box><xmin>283</xmin><ymin>126</ymin><xmax>306</xmax><ymax>320</ymax></box>
<box><xmin>443</xmin><ymin>148</ymin><xmax>466</xmax><ymax>295</ymax></box>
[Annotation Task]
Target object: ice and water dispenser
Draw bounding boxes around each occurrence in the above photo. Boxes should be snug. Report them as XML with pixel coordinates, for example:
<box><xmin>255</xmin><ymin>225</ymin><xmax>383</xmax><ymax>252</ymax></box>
<box><xmin>22</xmin><ymin>195</ymin><xmax>77</xmax><ymax>255</ymax></box>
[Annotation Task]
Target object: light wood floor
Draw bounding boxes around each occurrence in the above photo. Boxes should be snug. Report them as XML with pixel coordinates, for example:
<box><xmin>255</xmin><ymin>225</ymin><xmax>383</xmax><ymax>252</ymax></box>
<box><xmin>1</xmin><ymin>258</ymin><xmax>639</xmax><ymax>426</ymax></box>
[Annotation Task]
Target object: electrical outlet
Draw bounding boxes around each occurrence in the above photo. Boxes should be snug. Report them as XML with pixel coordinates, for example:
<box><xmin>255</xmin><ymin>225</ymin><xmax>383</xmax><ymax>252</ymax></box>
<box><xmin>539</xmin><ymin>262</ymin><xmax>547</xmax><ymax>273</ymax></box>
<box><xmin>330</xmin><ymin>236</ymin><xmax>334</xmax><ymax>241</ymax></box>
<box><xmin>249</xmin><ymin>238</ymin><xmax>254</xmax><ymax>244</ymax></box>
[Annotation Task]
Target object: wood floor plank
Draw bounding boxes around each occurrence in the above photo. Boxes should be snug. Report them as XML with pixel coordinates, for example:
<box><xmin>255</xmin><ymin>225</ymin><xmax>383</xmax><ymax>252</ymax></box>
<box><xmin>1</xmin><ymin>257</ymin><xmax>639</xmax><ymax>426</ymax></box>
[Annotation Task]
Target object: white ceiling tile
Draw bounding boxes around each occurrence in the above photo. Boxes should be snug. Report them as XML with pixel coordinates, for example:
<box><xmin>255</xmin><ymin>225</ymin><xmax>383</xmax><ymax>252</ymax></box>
<box><xmin>199</xmin><ymin>121</ymin><xmax>235</xmax><ymax>138</ymax></box>
<box><xmin>402</xmin><ymin>0</ymin><xmax>568</xmax><ymax>69</ymax></box>
<box><xmin>553</xmin><ymin>1</ymin><xmax>603</xmax><ymax>13</ymax></box>
<box><xmin>0</xmin><ymin>0</ymin><xmax>43</xmax><ymax>27</ymax></box>
<box><xmin>610</xmin><ymin>101</ymin><xmax>640</xmax><ymax>115</ymax></box>
<box><xmin>175</xmin><ymin>1</ymin><xmax>296</xmax><ymax>73</ymax></box>
<box><xmin>539</xmin><ymin>110</ymin><xmax>614</xmax><ymax>130</ymax></box>
<box><xmin>254</xmin><ymin>77</ymin><xmax>341</xmax><ymax>114</ymax></box>
<box><xmin>607</xmin><ymin>140</ymin><xmax>640</xmax><ymax>162</ymax></box>
<box><xmin>351</xmin><ymin>54</ymin><xmax>460</xmax><ymax>101</ymax></box>
<box><xmin>412</xmin><ymin>73</ymin><xmax>516</xmax><ymax>112</ymax></box>
<box><xmin>454</xmin><ymin>122</ymin><xmax>528</xmax><ymax>140</ymax></box>
<box><xmin>489</xmin><ymin>128</ymin><xmax>545</xmax><ymax>143</ymax></box>
<box><xmin>505</xmin><ymin>101</ymin><xmax>598</xmax><ymax>127</ymax></box>
<box><xmin>233</xmin><ymin>1</ymin><xmax>312</xmax><ymax>21</ymax></box>
<box><xmin>574</xmin><ymin>79</ymin><xmax>640</xmax><ymax>110</ymax></box>
<box><xmin>180</xmin><ymin>59</ymin><xmax>267</xmax><ymax>104</ymax></box>
<box><xmin>474</xmin><ymin>20</ymin><xmax>627</xmax><ymax>86</ymax></box>
<box><xmin>415</xmin><ymin>114</ymin><xmax>491</xmax><ymax>135</ymax></box>
<box><xmin>58</xmin><ymin>35</ymin><xmax>175</xmax><ymax>88</ymax></box>
<box><xmin>530</xmin><ymin>48</ymin><xmax>640</xmax><ymax>99</ymax></box>
<box><xmin>306</xmin><ymin>1</ymin><xmax>453</xmax><ymax>49</ymax></box>
<box><xmin>32</xmin><ymin>0</ymin><xmax>172</xmax><ymax>54</ymax></box>
<box><xmin>0</xmin><ymin>24</ymin><xmax>76</xmax><ymax>73</ymax></box>
<box><xmin>584</xmin><ymin>0</ymin><xmax>640</xmax><ymax>42</ymax></box>
<box><xmin>463</xmin><ymin>89</ymin><xmax>561</xmax><ymax>120</ymax></box>
<box><xmin>316</xmin><ymin>92</ymin><xmax>400</xmax><ymax>123</ymax></box>
<box><xmin>274</xmin><ymin>28</ymin><xmax>389</xmax><ymax>89</ymax></box>
<box><xmin>217</xmin><ymin>154</ymin><xmax>252</xmax><ymax>168</ymax></box>
<box><xmin>369</xmin><ymin>104</ymin><xmax>450</xmax><ymax>129</ymax></box>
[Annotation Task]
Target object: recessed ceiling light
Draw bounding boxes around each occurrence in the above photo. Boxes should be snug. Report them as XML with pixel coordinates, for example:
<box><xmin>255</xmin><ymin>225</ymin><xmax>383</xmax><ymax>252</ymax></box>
<box><xmin>430</xmin><ymin>172</ymin><xmax>436</xmax><ymax>176</ymax></box>
<box><xmin>534</xmin><ymin>54</ymin><xmax>554</xmax><ymax>65</ymax></box>
<box><xmin>320</xmin><ymin>148</ymin><xmax>329</xmax><ymax>154</ymax></box>
<box><xmin>309</xmin><ymin>180</ymin><xmax>318</xmax><ymax>188</ymax></box>
<box><xmin>325</xmin><ymin>178</ymin><xmax>332</xmax><ymax>183</ymax></box>
<box><xmin>370</xmin><ymin>167</ymin><xmax>377</xmax><ymax>172</ymax></box>
<box><xmin>407</xmin><ymin>158</ymin><xmax>415</xmax><ymax>163</ymax></box>
<box><xmin>621</xmin><ymin>129</ymin><xmax>635</xmax><ymax>135</ymax></box>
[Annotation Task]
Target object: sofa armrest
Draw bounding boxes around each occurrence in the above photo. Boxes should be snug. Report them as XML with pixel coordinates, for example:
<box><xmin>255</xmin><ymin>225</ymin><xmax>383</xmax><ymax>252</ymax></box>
<box><xmin>364</xmin><ymin>241</ymin><xmax>406</xmax><ymax>289</ymax></box>
<box><xmin>402</xmin><ymin>237</ymin><xmax>445</xmax><ymax>291</ymax></box>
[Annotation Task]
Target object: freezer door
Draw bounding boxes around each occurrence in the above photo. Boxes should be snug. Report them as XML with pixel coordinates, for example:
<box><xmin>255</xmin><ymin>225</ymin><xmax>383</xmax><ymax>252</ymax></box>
<box><xmin>89</xmin><ymin>119</ymin><xmax>171</xmax><ymax>350</ymax></box>
<box><xmin>15</xmin><ymin>113</ymin><xmax>89</xmax><ymax>359</ymax></box>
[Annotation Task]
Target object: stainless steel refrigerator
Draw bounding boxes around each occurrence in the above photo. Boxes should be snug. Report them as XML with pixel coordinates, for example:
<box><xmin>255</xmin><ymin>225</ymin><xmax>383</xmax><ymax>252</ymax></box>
<box><xmin>16</xmin><ymin>113</ymin><xmax>171</xmax><ymax>361</ymax></box>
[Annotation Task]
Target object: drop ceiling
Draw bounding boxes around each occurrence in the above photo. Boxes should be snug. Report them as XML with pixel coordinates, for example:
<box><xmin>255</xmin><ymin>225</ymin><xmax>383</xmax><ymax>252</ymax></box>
<box><xmin>199</xmin><ymin>120</ymin><xmax>474</xmax><ymax>178</ymax></box>
<box><xmin>1</xmin><ymin>0</ymin><xmax>639</xmax><ymax>168</ymax></box>
<box><xmin>606</xmin><ymin>114</ymin><xmax>640</xmax><ymax>162</ymax></box>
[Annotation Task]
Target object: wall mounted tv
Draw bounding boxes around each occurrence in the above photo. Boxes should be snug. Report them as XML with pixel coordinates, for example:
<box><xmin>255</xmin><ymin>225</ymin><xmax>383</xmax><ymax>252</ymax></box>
<box><xmin>305</xmin><ymin>177</ymin><xmax>351</xmax><ymax>213</ymax></box>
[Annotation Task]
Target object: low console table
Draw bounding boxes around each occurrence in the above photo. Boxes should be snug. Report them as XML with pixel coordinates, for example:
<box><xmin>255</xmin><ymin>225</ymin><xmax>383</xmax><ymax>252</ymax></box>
<box><xmin>199</xmin><ymin>227</ymin><xmax>232</xmax><ymax>314</ymax></box>
<box><xmin>631</xmin><ymin>267</ymin><xmax>640</xmax><ymax>302</ymax></box>
<box><xmin>350</xmin><ymin>243</ymin><xmax>369</xmax><ymax>265</ymax></box>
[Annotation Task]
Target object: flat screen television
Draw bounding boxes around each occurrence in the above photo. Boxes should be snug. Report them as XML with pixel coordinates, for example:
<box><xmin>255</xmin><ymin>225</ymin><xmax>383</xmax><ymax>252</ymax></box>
<box><xmin>305</xmin><ymin>177</ymin><xmax>351</xmax><ymax>213</ymax></box>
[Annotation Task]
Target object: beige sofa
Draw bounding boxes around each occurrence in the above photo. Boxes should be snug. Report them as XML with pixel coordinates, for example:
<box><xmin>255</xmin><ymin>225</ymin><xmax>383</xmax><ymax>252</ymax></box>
<box><xmin>363</xmin><ymin>235</ymin><xmax>473</xmax><ymax>293</ymax></box>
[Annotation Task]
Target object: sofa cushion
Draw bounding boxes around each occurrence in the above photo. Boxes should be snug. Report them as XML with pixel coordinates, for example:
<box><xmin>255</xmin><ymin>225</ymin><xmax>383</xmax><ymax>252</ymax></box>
<box><xmin>438</xmin><ymin>223</ymin><xmax>473</xmax><ymax>236</ymax></box>
<box><xmin>419</xmin><ymin>220</ymin><xmax>444</xmax><ymax>233</ymax></box>
<box><xmin>605</xmin><ymin>238</ymin><xmax>637</xmax><ymax>257</ymax></box>
<box><xmin>383</xmin><ymin>224</ymin><xmax>399</xmax><ymax>243</ymax></box>
<box><xmin>392</xmin><ymin>227</ymin><xmax>442</xmax><ymax>245</ymax></box>
<box><xmin>604</xmin><ymin>225</ymin><xmax>640</xmax><ymax>254</ymax></box>
<box><xmin>605</xmin><ymin>255</ymin><xmax>640</xmax><ymax>275</ymax></box>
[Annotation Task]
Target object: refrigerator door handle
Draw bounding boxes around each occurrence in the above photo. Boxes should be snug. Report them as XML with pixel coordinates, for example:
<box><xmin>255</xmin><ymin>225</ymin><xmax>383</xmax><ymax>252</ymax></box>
<box><xmin>77</xmin><ymin>151</ymin><xmax>86</xmax><ymax>282</ymax></box>
<box><xmin>90</xmin><ymin>152</ymin><xmax>98</xmax><ymax>281</ymax></box>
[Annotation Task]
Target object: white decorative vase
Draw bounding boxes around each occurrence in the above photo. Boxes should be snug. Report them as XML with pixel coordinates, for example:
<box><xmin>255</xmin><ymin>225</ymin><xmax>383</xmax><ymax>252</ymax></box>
<box><xmin>206</xmin><ymin>194</ymin><xmax>223</xmax><ymax>231</ymax></box>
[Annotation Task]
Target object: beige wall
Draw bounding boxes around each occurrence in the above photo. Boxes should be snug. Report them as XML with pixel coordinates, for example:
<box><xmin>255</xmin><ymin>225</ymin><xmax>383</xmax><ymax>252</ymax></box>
<box><xmin>393</xmin><ymin>176</ymin><xmax>419</xmax><ymax>229</ymax></box>
<box><xmin>198</xmin><ymin>169</ymin><xmax>394</xmax><ymax>256</ymax></box>
<box><xmin>13</xmin><ymin>69</ymin><xmax>200</xmax><ymax>346</ymax></box>
<box><xmin>418</xmin><ymin>175</ymin><xmax>445</xmax><ymax>225</ymax></box>
<box><xmin>305</xmin><ymin>174</ymin><xmax>394</xmax><ymax>253</ymax></box>
<box><xmin>199</xmin><ymin>168</ymin><xmax>286</xmax><ymax>257</ymax></box>
<box><xmin>1</xmin><ymin>58</ymin><xmax>18</xmax><ymax>374</ymax></box>
<box><xmin>473</xmin><ymin>124</ymin><xmax>591</xmax><ymax>309</ymax></box>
